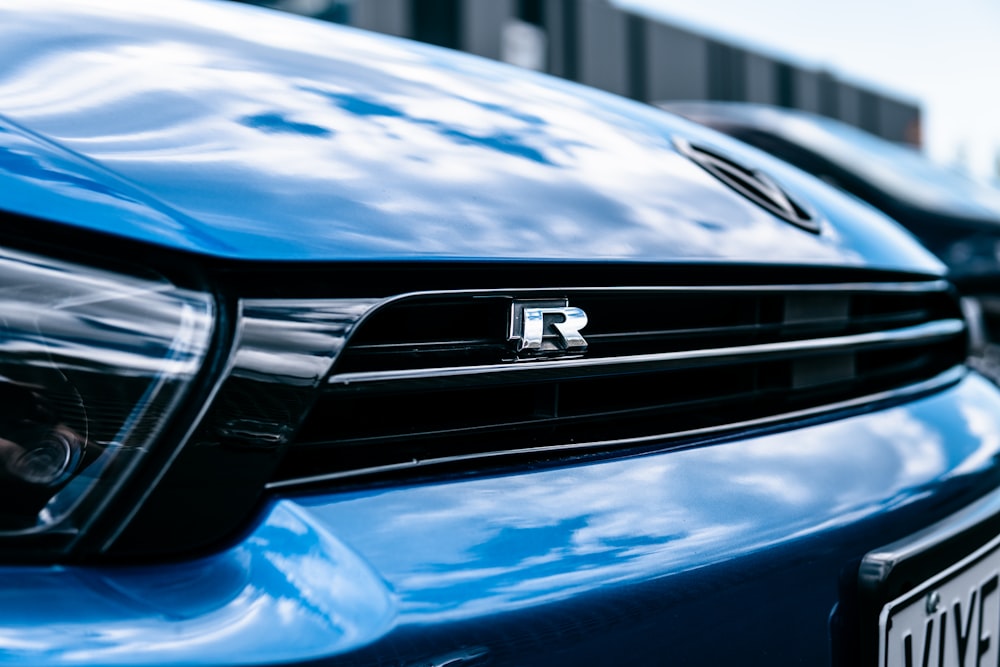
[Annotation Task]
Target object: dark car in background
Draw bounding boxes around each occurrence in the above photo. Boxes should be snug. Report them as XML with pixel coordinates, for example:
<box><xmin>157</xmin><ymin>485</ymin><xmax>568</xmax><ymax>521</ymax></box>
<box><xmin>660</xmin><ymin>102</ymin><xmax>1000</xmax><ymax>360</ymax></box>
<box><xmin>2</xmin><ymin>2</ymin><xmax>1000</xmax><ymax>666</ymax></box>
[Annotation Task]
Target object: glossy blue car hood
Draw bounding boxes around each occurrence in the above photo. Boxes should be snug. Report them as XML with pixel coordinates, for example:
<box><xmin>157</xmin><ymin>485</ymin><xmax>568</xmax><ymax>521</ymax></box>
<box><xmin>0</xmin><ymin>0</ymin><xmax>941</xmax><ymax>272</ymax></box>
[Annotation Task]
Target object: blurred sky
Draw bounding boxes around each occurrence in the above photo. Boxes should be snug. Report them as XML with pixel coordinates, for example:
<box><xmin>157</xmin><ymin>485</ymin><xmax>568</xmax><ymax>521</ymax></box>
<box><xmin>614</xmin><ymin>0</ymin><xmax>1000</xmax><ymax>182</ymax></box>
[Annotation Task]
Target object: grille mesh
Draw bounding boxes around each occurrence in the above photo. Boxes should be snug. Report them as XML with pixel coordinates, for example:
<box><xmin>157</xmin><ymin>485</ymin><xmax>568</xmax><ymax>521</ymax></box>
<box><xmin>272</xmin><ymin>281</ymin><xmax>965</xmax><ymax>485</ymax></box>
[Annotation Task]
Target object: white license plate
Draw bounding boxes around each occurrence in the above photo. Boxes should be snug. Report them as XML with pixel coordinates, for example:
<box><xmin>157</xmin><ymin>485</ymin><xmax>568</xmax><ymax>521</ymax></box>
<box><xmin>880</xmin><ymin>534</ymin><xmax>1000</xmax><ymax>667</ymax></box>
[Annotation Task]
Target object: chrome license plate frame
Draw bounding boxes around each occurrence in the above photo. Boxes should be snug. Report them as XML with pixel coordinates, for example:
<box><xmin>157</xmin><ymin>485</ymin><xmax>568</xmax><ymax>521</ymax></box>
<box><xmin>878</xmin><ymin>533</ymin><xmax>1000</xmax><ymax>667</ymax></box>
<box><xmin>860</xmin><ymin>487</ymin><xmax>1000</xmax><ymax>667</ymax></box>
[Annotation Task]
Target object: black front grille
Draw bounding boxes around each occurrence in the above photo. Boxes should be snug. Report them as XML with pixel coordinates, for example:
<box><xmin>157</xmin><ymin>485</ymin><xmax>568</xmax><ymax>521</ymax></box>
<box><xmin>272</xmin><ymin>281</ymin><xmax>965</xmax><ymax>485</ymax></box>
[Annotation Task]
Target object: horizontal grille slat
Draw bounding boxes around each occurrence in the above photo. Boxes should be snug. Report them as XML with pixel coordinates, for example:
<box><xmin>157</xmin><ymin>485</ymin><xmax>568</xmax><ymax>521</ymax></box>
<box><xmin>272</xmin><ymin>280</ymin><xmax>967</xmax><ymax>486</ymax></box>
<box><xmin>331</xmin><ymin>284</ymin><xmax>953</xmax><ymax>372</ymax></box>
<box><xmin>327</xmin><ymin>319</ymin><xmax>962</xmax><ymax>391</ymax></box>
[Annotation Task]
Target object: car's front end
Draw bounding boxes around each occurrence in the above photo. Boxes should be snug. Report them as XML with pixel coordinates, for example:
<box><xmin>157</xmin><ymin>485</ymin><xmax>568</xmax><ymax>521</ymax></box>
<box><xmin>0</xmin><ymin>2</ymin><xmax>998</xmax><ymax>666</ymax></box>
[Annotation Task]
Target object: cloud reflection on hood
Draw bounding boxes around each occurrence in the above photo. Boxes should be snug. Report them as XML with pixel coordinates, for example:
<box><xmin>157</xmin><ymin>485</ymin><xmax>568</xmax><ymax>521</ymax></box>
<box><xmin>0</xmin><ymin>0</ymin><xmax>940</xmax><ymax>268</ymax></box>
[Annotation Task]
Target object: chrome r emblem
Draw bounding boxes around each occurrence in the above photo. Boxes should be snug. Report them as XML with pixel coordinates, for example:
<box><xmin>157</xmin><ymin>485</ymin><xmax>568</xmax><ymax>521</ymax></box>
<box><xmin>508</xmin><ymin>299</ymin><xmax>588</xmax><ymax>355</ymax></box>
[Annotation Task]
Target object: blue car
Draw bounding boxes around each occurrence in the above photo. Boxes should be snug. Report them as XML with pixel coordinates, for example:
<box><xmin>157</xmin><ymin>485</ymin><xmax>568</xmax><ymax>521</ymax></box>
<box><xmin>0</xmin><ymin>2</ymin><xmax>998</xmax><ymax>666</ymax></box>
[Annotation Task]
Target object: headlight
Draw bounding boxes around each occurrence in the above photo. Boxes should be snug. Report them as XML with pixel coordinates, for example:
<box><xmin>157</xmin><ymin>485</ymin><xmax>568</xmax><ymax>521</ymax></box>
<box><xmin>0</xmin><ymin>247</ymin><xmax>213</xmax><ymax>547</ymax></box>
<box><xmin>943</xmin><ymin>234</ymin><xmax>1000</xmax><ymax>279</ymax></box>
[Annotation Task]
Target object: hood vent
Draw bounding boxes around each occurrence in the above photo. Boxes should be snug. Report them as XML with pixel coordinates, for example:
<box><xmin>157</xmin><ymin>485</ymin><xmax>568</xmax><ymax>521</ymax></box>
<box><xmin>675</xmin><ymin>137</ymin><xmax>819</xmax><ymax>233</ymax></box>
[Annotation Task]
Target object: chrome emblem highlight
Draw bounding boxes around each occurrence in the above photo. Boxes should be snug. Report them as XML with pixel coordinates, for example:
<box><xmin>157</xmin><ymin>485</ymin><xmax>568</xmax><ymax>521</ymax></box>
<box><xmin>509</xmin><ymin>299</ymin><xmax>588</xmax><ymax>356</ymax></box>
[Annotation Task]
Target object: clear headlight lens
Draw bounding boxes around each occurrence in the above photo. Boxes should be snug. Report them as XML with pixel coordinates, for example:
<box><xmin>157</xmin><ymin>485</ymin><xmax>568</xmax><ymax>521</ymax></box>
<box><xmin>0</xmin><ymin>248</ymin><xmax>213</xmax><ymax>537</ymax></box>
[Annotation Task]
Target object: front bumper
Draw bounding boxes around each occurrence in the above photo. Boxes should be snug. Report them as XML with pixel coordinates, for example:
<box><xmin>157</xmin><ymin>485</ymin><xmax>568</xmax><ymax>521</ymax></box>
<box><xmin>4</xmin><ymin>372</ymin><xmax>1000</xmax><ymax>666</ymax></box>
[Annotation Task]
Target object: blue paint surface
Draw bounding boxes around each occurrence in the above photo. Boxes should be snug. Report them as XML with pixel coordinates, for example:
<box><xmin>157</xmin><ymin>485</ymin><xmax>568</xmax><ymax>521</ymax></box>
<box><xmin>0</xmin><ymin>503</ymin><xmax>396</xmax><ymax>664</ymax></box>
<box><xmin>0</xmin><ymin>0</ymin><xmax>941</xmax><ymax>272</ymax></box>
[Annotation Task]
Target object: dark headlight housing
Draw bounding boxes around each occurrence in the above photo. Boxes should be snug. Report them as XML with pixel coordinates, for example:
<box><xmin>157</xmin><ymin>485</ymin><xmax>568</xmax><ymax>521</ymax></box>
<box><xmin>0</xmin><ymin>247</ymin><xmax>213</xmax><ymax>552</ymax></box>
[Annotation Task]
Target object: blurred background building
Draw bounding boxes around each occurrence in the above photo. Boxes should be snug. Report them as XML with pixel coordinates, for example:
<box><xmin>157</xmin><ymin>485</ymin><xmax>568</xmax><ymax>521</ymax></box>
<box><xmin>238</xmin><ymin>0</ymin><xmax>922</xmax><ymax>147</ymax></box>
